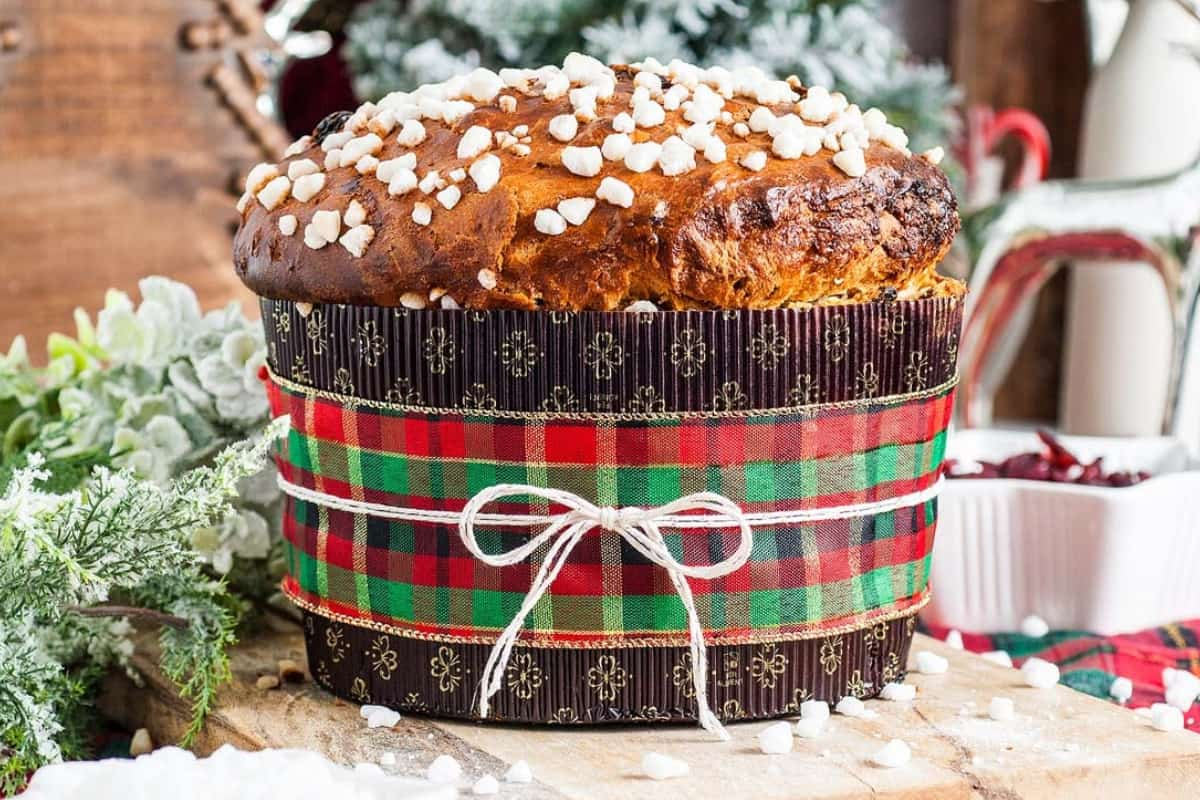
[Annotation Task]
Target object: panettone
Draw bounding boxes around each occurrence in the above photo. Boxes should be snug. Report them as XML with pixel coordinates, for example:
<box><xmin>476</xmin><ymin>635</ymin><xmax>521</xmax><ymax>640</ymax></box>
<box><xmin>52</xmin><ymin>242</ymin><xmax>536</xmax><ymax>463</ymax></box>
<box><xmin>245</xmin><ymin>55</ymin><xmax>965</xmax><ymax>731</ymax></box>
<box><xmin>234</xmin><ymin>55</ymin><xmax>961</xmax><ymax>310</ymax></box>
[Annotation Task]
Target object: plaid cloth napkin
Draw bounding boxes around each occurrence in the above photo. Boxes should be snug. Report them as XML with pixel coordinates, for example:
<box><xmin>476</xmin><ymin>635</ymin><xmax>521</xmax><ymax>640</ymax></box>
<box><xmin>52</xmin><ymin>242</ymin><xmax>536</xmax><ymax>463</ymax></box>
<box><xmin>922</xmin><ymin>620</ymin><xmax>1200</xmax><ymax>731</ymax></box>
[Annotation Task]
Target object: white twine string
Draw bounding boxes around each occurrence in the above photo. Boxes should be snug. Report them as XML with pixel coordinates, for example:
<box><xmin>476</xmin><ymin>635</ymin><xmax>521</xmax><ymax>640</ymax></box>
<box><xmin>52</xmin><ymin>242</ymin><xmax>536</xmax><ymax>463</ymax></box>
<box><xmin>275</xmin><ymin>473</ymin><xmax>944</xmax><ymax>741</ymax></box>
<box><xmin>459</xmin><ymin>484</ymin><xmax>752</xmax><ymax>740</ymax></box>
<box><xmin>275</xmin><ymin>475</ymin><xmax>944</xmax><ymax>529</ymax></box>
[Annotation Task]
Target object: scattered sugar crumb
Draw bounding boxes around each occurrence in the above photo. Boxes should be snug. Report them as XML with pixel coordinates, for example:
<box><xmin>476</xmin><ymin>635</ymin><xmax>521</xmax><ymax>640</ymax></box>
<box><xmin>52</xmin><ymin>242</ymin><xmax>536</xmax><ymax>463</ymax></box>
<box><xmin>988</xmin><ymin>697</ymin><xmax>1015</xmax><ymax>722</ymax></box>
<box><xmin>426</xmin><ymin>754</ymin><xmax>462</xmax><ymax>784</ymax></box>
<box><xmin>835</xmin><ymin>696</ymin><xmax>867</xmax><ymax>717</ymax></box>
<box><xmin>641</xmin><ymin>752</ymin><xmax>689</xmax><ymax>780</ymax></box>
<box><xmin>794</xmin><ymin>716</ymin><xmax>825</xmax><ymax>739</ymax></box>
<box><xmin>1021</xmin><ymin>657</ymin><xmax>1060</xmax><ymax>689</ymax></box>
<box><xmin>1020</xmin><ymin>615</ymin><xmax>1050</xmax><ymax>638</ymax></box>
<box><xmin>871</xmin><ymin>739</ymin><xmax>911</xmax><ymax>768</ymax></box>
<box><xmin>981</xmin><ymin>650</ymin><xmax>1013</xmax><ymax>668</ymax></box>
<box><xmin>758</xmin><ymin>721</ymin><xmax>793</xmax><ymax>754</ymax></box>
<box><xmin>914</xmin><ymin>651</ymin><xmax>949</xmax><ymax>675</ymax></box>
<box><xmin>472</xmin><ymin>775</ymin><xmax>499</xmax><ymax>795</ymax></box>
<box><xmin>503</xmin><ymin>760</ymin><xmax>533</xmax><ymax>784</ymax></box>
<box><xmin>879</xmin><ymin>682</ymin><xmax>916</xmax><ymax>702</ymax></box>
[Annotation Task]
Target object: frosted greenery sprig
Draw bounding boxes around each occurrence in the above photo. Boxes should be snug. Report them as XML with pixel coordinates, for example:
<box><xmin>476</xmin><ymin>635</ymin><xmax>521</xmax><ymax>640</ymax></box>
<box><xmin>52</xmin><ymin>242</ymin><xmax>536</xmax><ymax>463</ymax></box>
<box><xmin>0</xmin><ymin>420</ymin><xmax>284</xmax><ymax>794</ymax></box>
<box><xmin>0</xmin><ymin>278</ymin><xmax>285</xmax><ymax>793</ymax></box>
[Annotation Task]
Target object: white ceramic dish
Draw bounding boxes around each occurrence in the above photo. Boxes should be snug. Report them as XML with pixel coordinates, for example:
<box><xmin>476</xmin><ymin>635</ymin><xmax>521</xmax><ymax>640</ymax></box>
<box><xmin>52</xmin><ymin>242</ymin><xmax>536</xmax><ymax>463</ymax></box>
<box><xmin>926</xmin><ymin>428</ymin><xmax>1200</xmax><ymax>635</ymax></box>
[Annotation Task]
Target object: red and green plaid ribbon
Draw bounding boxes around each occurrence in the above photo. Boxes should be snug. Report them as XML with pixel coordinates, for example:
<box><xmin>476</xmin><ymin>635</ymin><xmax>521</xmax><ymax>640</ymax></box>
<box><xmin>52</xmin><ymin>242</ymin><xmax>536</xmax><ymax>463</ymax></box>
<box><xmin>269</xmin><ymin>376</ymin><xmax>954</xmax><ymax>645</ymax></box>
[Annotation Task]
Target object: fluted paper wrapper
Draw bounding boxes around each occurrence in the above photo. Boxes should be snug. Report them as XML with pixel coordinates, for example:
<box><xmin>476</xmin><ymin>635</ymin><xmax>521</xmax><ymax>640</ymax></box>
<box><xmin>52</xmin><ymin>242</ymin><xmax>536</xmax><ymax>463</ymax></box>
<box><xmin>260</xmin><ymin>294</ymin><xmax>962</xmax><ymax>724</ymax></box>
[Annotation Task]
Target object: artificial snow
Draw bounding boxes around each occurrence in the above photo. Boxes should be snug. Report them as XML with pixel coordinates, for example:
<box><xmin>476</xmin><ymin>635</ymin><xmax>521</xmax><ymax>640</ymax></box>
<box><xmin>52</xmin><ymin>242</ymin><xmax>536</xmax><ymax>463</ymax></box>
<box><xmin>981</xmin><ymin>650</ymin><xmax>1013</xmax><ymax>668</ymax></box>
<box><xmin>835</xmin><ymin>696</ymin><xmax>867</xmax><ymax>717</ymax></box>
<box><xmin>944</xmin><ymin>629</ymin><xmax>964</xmax><ymax>650</ymax></box>
<box><xmin>504</xmin><ymin>759</ymin><xmax>533</xmax><ymax>783</ymax></box>
<box><xmin>913</xmin><ymin>651</ymin><xmax>949</xmax><ymax>675</ymax></box>
<box><xmin>21</xmin><ymin>746</ymin><xmax>452</xmax><ymax>800</ymax></box>
<box><xmin>1021</xmin><ymin>658</ymin><xmax>1060</xmax><ymax>689</ymax></box>
<box><xmin>757</xmin><ymin>721</ymin><xmax>794</xmax><ymax>754</ymax></box>
<box><xmin>1151</xmin><ymin>703</ymin><xmax>1185</xmax><ymax>732</ymax></box>
<box><xmin>794</xmin><ymin>716</ymin><xmax>826</xmax><ymax>739</ymax></box>
<box><xmin>1020</xmin><ymin>614</ymin><xmax>1050</xmax><ymax>638</ymax></box>
<box><xmin>879</xmin><ymin>682</ymin><xmax>916</xmax><ymax>702</ymax></box>
<box><xmin>641</xmin><ymin>751</ymin><xmax>689</xmax><ymax>780</ymax></box>
<box><xmin>1109</xmin><ymin>676</ymin><xmax>1133</xmax><ymax>704</ymax></box>
<box><xmin>871</xmin><ymin>739</ymin><xmax>912</xmax><ymax>768</ymax></box>
<box><xmin>426</xmin><ymin>754</ymin><xmax>462</xmax><ymax>784</ymax></box>
<box><xmin>472</xmin><ymin>774</ymin><xmax>500</xmax><ymax>795</ymax></box>
<box><xmin>988</xmin><ymin>697</ymin><xmax>1015</xmax><ymax>722</ymax></box>
<box><xmin>1163</xmin><ymin>669</ymin><xmax>1200</xmax><ymax>710</ymax></box>
<box><xmin>364</xmin><ymin>706</ymin><xmax>401</xmax><ymax>729</ymax></box>
<box><xmin>800</xmin><ymin>700</ymin><xmax>830</xmax><ymax>722</ymax></box>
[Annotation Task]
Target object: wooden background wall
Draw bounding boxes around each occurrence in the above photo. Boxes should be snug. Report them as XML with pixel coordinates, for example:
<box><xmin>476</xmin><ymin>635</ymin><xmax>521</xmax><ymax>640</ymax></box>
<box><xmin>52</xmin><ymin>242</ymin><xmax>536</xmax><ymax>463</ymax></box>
<box><xmin>0</xmin><ymin>0</ymin><xmax>283</xmax><ymax>355</ymax></box>
<box><xmin>0</xmin><ymin>0</ymin><xmax>1092</xmax><ymax>423</ymax></box>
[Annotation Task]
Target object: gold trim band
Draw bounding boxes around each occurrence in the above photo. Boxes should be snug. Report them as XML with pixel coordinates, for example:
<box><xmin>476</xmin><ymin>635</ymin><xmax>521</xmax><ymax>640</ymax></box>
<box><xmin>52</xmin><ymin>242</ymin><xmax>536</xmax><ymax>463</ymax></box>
<box><xmin>285</xmin><ymin>581</ymin><xmax>930</xmax><ymax>649</ymax></box>
<box><xmin>268</xmin><ymin>366</ymin><xmax>958</xmax><ymax>421</ymax></box>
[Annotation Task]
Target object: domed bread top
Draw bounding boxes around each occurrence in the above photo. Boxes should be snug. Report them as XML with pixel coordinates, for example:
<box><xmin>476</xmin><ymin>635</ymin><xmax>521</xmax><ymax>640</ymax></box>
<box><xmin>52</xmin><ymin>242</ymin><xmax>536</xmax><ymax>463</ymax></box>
<box><xmin>234</xmin><ymin>54</ymin><xmax>962</xmax><ymax>310</ymax></box>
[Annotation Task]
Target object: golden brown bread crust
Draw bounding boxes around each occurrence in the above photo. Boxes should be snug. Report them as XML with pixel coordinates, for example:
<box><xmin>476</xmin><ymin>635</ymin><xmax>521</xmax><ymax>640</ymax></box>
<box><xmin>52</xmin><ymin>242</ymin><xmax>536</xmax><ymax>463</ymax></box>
<box><xmin>234</xmin><ymin>67</ymin><xmax>962</xmax><ymax>310</ymax></box>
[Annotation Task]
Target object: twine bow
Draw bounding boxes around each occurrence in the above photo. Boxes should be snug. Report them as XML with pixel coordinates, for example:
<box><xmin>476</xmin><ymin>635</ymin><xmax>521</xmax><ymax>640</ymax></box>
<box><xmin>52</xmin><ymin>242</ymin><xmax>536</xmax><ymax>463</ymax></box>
<box><xmin>458</xmin><ymin>484</ymin><xmax>755</xmax><ymax>741</ymax></box>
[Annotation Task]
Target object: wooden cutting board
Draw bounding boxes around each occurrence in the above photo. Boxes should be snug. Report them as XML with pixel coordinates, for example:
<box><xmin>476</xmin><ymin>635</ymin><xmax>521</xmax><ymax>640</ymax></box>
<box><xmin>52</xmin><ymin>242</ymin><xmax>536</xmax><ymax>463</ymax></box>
<box><xmin>99</xmin><ymin>626</ymin><xmax>1200</xmax><ymax>799</ymax></box>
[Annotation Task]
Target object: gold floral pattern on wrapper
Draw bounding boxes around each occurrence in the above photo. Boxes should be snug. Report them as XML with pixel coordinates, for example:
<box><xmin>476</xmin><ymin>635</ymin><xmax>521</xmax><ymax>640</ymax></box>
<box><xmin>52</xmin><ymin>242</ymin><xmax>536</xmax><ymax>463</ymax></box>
<box><xmin>882</xmin><ymin>651</ymin><xmax>902</xmax><ymax>684</ymax></box>
<box><xmin>333</xmin><ymin>367</ymin><xmax>354</xmax><ymax>395</ymax></box>
<box><xmin>784</xmin><ymin>687</ymin><xmax>813</xmax><ymax>714</ymax></box>
<box><xmin>846</xmin><ymin>669</ymin><xmax>869</xmax><ymax>698</ymax></box>
<box><xmin>749</xmin><ymin>323</ymin><xmax>790</xmax><ymax>368</ymax></box>
<box><xmin>586</xmin><ymin>655</ymin><xmax>628</xmax><ymax>702</ymax></box>
<box><xmin>422</xmin><ymin>327</ymin><xmax>456</xmax><ymax>375</ymax></box>
<box><xmin>541</xmin><ymin>385</ymin><xmax>580</xmax><ymax>412</ymax></box>
<box><xmin>720</xmin><ymin>699</ymin><xmax>747</xmax><ymax>721</ymax></box>
<box><xmin>583</xmin><ymin>331</ymin><xmax>625</xmax><ymax>380</ymax></box>
<box><xmin>385</xmin><ymin>377</ymin><xmax>421</xmax><ymax>405</ymax></box>
<box><xmin>712</xmin><ymin>380</ymin><xmax>748</xmax><ymax>411</ymax></box>
<box><xmin>355</xmin><ymin>320</ymin><xmax>386</xmax><ymax>367</ymax></box>
<box><xmin>824</xmin><ymin>313</ymin><xmax>850</xmax><ymax>361</ymax></box>
<box><xmin>429</xmin><ymin>645</ymin><xmax>463</xmax><ymax>693</ymax></box>
<box><xmin>626</xmin><ymin>384</ymin><xmax>665</xmax><ymax>413</ymax></box>
<box><xmin>789</xmin><ymin>373</ymin><xmax>822</xmax><ymax>405</ymax></box>
<box><xmin>551</xmin><ymin>707</ymin><xmax>579</xmax><ymax>724</ymax></box>
<box><xmin>305</xmin><ymin>309</ymin><xmax>327</xmax><ymax>355</ymax></box>
<box><xmin>498</xmin><ymin>330</ymin><xmax>541</xmax><ymax>378</ymax></box>
<box><xmin>370</xmin><ymin>635</ymin><xmax>399</xmax><ymax>680</ymax></box>
<box><xmin>879</xmin><ymin>307</ymin><xmax>906</xmax><ymax>348</ymax></box>
<box><xmin>820</xmin><ymin>636</ymin><xmax>844</xmax><ymax>676</ymax></box>
<box><xmin>670</xmin><ymin>327</ymin><xmax>707</xmax><ymax>377</ymax></box>
<box><xmin>290</xmin><ymin>353</ymin><xmax>311</xmax><ymax>384</ymax></box>
<box><xmin>857</xmin><ymin>362</ymin><xmax>881</xmax><ymax>398</ymax></box>
<box><xmin>905</xmin><ymin>351</ymin><xmax>930</xmax><ymax>391</ymax></box>
<box><xmin>672</xmin><ymin>652</ymin><xmax>696</xmax><ymax>699</ymax></box>
<box><xmin>273</xmin><ymin>306</ymin><xmax>292</xmax><ymax>335</ymax></box>
<box><xmin>505</xmin><ymin>653</ymin><xmax>545</xmax><ymax>701</ymax></box>
<box><xmin>461</xmin><ymin>383</ymin><xmax>497</xmax><ymax>410</ymax></box>
<box><xmin>750</xmin><ymin>643</ymin><xmax>789</xmax><ymax>689</ymax></box>
<box><xmin>326</xmin><ymin>624</ymin><xmax>347</xmax><ymax>664</ymax></box>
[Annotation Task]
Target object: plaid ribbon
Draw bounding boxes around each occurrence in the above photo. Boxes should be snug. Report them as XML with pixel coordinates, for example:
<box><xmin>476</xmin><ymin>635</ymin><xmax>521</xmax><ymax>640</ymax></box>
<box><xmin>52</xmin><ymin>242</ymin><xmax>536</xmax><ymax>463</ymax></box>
<box><xmin>268</xmin><ymin>375</ymin><xmax>954</xmax><ymax>645</ymax></box>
